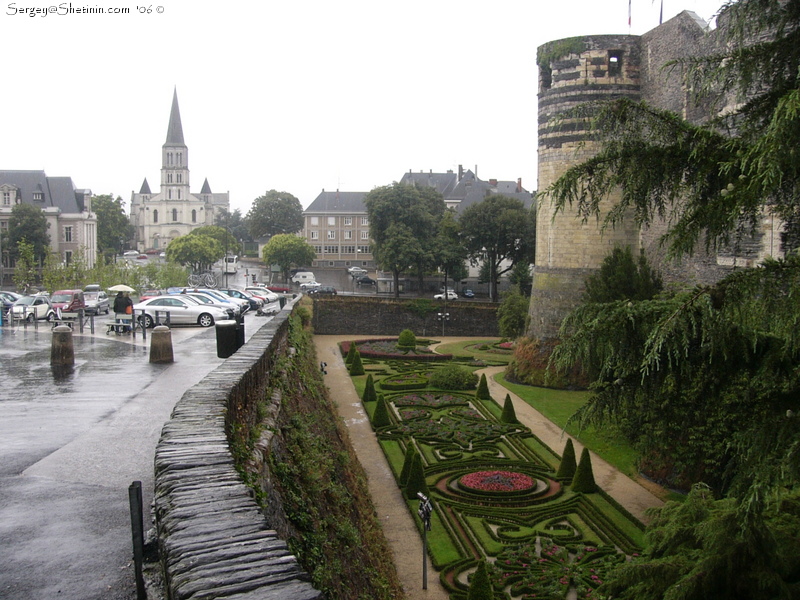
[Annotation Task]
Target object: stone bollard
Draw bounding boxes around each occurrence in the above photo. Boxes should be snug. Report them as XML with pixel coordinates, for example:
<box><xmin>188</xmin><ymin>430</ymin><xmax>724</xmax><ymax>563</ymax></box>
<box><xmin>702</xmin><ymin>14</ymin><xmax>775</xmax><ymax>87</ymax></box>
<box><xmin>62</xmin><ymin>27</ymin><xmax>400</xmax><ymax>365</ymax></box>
<box><xmin>51</xmin><ymin>325</ymin><xmax>75</xmax><ymax>366</ymax></box>
<box><xmin>149</xmin><ymin>325</ymin><xmax>174</xmax><ymax>364</ymax></box>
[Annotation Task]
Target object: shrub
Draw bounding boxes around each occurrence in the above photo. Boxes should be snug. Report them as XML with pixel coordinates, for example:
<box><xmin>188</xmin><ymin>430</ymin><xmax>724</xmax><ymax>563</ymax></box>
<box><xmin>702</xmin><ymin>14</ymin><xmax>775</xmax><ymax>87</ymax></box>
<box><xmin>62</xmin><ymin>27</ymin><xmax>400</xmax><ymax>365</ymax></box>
<box><xmin>399</xmin><ymin>444</ymin><xmax>417</xmax><ymax>486</ymax></box>
<box><xmin>572</xmin><ymin>447</ymin><xmax>597</xmax><ymax>493</ymax></box>
<box><xmin>467</xmin><ymin>560</ymin><xmax>494</xmax><ymax>600</ymax></box>
<box><xmin>398</xmin><ymin>328</ymin><xmax>417</xmax><ymax>349</ymax></box>
<box><xmin>345</xmin><ymin>342</ymin><xmax>357</xmax><ymax>364</ymax></box>
<box><xmin>500</xmin><ymin>394</ymin><xmax>517</xmax><ymax>424</ymax></box>
<box><xmin>405</xmin><ymin>452</ymin><xmax>429</xmax><ymax>499</ymax></box>
<box><xmin>476</xmin><ymin>373</ymin><xmax>492</xmax><ymax>400</ymax></box>
<box><xmin>363</xmin><ymin>374</ymin><xmax>377</xmax><ymax>402</ymax></box>
<box><xmin>556</xmin><ymin>438</ymin><xmax>577</xmax><ymax>482</ymax></box>
<box><xmin>372</xmin><ymin>394</ymin><xmax>391</xmax><ymax>428</ymax></box>
<box><xmin>429</xmin><ymin>363</ymin><xmax>478</xmax><ymax>391</ymax></box>
<box><xmin>349</xmin><ymin>350</ymin><xmax>365</xmax><ymax>376</ymax></box>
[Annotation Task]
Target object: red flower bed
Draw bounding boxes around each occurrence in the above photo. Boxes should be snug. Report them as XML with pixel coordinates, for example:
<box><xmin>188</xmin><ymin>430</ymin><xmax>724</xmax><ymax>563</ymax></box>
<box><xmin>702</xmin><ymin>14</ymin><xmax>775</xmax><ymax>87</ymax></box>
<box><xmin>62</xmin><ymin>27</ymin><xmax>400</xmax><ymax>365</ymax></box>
<box><xmin>460</xmin><ymin>470</ymin><xmax>536</xmax><ymax>493</ymax></box>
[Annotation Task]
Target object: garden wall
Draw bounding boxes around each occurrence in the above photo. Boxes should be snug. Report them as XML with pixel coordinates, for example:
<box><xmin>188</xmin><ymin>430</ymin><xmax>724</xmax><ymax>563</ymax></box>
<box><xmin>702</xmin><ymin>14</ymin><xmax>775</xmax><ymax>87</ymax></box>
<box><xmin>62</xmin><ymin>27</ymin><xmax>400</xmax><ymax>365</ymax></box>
<box><xmin>311</xmin><ymin>296</ymin><xmax>501</xmax><ymax>337</ymax></box>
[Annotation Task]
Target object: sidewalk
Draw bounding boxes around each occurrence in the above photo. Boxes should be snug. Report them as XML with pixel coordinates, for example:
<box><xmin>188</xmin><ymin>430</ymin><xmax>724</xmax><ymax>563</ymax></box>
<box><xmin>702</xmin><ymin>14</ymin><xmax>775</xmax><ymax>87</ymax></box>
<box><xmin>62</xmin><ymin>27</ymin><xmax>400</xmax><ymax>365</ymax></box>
<box><xmin>313</xmin><ymin>336</ymin><xmax>665</xmax><ymax>600</ymax></box>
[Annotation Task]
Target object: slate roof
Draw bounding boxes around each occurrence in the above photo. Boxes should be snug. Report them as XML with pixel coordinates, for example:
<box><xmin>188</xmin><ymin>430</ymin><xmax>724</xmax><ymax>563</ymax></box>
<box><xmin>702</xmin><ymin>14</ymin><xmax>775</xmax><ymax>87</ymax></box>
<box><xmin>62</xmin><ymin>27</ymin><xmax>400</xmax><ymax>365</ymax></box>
<box><xmin>305</xmin><ymin>190</ymin><xmax>368</xmax><ymax>214</ymax></box>
<box><xmin>139</xmin><ymin>178</ymin><xmax>152</xmax><ymax>194</ymax></box>
<box><xmin>0</xmin><ymin>170</ymin><xmax>86</xmax><ymax>212</ymax></box>
<box><xmin>200</xmin><ymin>178</ymin><xmax>212</xmax><ymax>194</ymax></box>
<box><xmin>165</xmin><ymin>88</ymin><xmax>185</xmax><ymax>146</ymax></box>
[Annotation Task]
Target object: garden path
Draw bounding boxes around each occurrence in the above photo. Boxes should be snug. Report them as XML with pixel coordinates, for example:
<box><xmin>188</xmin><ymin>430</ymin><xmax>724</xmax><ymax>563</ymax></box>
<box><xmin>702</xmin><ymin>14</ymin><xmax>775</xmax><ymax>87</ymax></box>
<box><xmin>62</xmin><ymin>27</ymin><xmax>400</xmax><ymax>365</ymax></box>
<box><xmin>314</xmin><ymin>335</ymin><xmax>449</xmax><ymax>600</ymax></box>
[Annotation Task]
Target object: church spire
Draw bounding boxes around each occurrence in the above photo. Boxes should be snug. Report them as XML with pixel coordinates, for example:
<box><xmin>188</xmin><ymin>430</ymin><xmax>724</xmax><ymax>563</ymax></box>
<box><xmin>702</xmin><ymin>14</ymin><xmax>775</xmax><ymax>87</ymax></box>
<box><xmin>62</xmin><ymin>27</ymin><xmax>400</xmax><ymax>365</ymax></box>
<box><xmin>165</xmin><ymin>87</ymin><xmax>185</xmax><ymax>146</ymax></box>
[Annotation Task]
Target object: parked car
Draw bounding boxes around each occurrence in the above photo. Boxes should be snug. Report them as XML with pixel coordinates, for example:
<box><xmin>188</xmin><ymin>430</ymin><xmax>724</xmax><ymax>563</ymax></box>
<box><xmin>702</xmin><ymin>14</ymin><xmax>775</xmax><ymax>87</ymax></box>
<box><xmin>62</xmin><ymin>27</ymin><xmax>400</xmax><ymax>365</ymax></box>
<box><xmin>11</xmin><ymin>295</ymin><xmax>56</xmax><ymax>322</ymax></box>
<box><xmin>123</xmin><ymin>250</ymin><xmax>139</xmax><ymax>257</ymax></box>
<box><xmin>244</xmin><ymin>287</ymin><xmax>280</xmax><ymax>304</ymax></box>
<box><xmin>300</xmin><ymin>281</ymin><xmax>322</xmax><ymax>291</ymax></box>
<box><xmin>307</xmin><ymin>285</ymin><xmax>337</xmax><ymax>296</ymax></box>
<box><xmin>461</xmin><ymin>289</ymin><xmax>475</xmax><ymax>298</ymax></box>
<box><xmin>83</xmin><ymin>285</ymin><xmax>110</xmax><ymax>315</ymax></box>
<box><xmin>266</xmin><ymin>285</ymin><xmax>292</xmax><ymax>294</ymax></box>
<box><xmin>50</xmin><ymin>289</ymin><xmax>86</xmax><ymax>313</ymax></box>
<box><xmin>133</xmin><ymin>295</ymin><xmax>228</xmax><ymax>328</ymax></box>
<box><xmin>434</xmin><ymin>290</ymin><xmax>458</xmax><ymax>301</ymax></box>
<box><xmin>181</xmin><ymin>288</ymin><xmax>245</xmax><ymax>315</ymax></box>
<box><xmin>139</xmin><ymin>289</ymin><xmax>164</xmax><ymax>301</ymax></box>
<box><xmin>291</xmin><ymin>271</ymin><xmax>315</xmax><ymax>285</ymax></box>
<box><xmin>356</xmin><ymin>276</ymin><xmax>376</xmax><ymax>286</ymax></box>
<box><xmin>347</xmin><ymin>266</ymin><xmax>367</xmax><ymax>276</ymax></box>
<box><xmin>180</xmin><ymin>293</ymin><xmax>236</xmax><ymax>320</ymax></box>
<box><xmin>0</xmin><ymin>291</ymin><xmax>21</xmax><ymax>319</ymax></box>
<box><xmin>218</xmin><ymin>288</ymin><xmax>263</xmax><ymax>311</ymax></box>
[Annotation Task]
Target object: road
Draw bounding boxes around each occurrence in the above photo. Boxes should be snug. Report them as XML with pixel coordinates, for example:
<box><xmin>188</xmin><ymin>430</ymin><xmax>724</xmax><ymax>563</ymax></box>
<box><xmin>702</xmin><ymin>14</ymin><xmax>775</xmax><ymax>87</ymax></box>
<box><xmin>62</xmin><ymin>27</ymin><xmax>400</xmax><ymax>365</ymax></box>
<box><xmin>0</xmin><ymin>305</ymin><xmax>274</xmax><ymax>600</ymax></box>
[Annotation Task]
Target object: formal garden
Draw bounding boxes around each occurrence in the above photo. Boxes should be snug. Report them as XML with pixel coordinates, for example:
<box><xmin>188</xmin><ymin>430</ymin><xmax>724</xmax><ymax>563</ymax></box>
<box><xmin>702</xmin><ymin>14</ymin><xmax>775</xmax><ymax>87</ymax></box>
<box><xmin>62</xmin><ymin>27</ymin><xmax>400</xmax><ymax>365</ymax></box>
<box><xmin>342</xmin><ymin>332</ymin><xmax>646</xmax><ymax>600</ymax></box>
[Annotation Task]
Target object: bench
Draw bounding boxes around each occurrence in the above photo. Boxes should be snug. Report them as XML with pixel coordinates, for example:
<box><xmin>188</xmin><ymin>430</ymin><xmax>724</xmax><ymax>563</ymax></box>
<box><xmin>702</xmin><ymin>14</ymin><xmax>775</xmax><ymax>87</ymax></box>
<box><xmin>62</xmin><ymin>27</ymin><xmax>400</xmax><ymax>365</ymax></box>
<box><xmin>51</xmin><ymin>311</ymin><xmax>88</xmax><ymax>331</ymax></box>
<box><xmin>106</xmin><ymin>313</ymin><xmax>133</xmax><ymax>335</ymax></box>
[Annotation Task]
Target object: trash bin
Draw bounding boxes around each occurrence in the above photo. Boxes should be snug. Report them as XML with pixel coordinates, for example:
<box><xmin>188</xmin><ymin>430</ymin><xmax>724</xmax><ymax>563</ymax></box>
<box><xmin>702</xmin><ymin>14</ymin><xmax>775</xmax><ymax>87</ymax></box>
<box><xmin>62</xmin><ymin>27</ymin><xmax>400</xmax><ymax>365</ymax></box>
<box><xmin>279</xmin><ymin>296</ymin><xmax>286</xmax><ymax>309</ymax></box>
<box><xmin>235</xmin><ymin>314</ymin><xmax>245</xmax><ymax>348</ymax></box>
<box><xmin>215</xmin><ymin>319</ymin><xmax>239</xmax><ymax>358</ymax></box>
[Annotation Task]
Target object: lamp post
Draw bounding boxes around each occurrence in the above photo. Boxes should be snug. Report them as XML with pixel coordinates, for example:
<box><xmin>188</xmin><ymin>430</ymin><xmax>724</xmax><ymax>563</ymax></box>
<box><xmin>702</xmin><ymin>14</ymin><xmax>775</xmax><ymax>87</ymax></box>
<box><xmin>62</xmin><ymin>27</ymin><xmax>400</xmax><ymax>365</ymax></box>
<box><xmin>417</xmin><ymin>492</ymin><xmax>433</xmax><ymax>590</ymax></box>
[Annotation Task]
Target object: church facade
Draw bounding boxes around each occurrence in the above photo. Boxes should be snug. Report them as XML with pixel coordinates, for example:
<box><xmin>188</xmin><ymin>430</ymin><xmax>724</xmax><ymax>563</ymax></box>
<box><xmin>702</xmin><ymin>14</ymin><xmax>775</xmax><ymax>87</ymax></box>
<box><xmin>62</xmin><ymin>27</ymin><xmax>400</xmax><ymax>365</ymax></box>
<box><xmin>129</xmin><ymin>90</ymin><xmax>229</xmax><ymax>251</ymax></box>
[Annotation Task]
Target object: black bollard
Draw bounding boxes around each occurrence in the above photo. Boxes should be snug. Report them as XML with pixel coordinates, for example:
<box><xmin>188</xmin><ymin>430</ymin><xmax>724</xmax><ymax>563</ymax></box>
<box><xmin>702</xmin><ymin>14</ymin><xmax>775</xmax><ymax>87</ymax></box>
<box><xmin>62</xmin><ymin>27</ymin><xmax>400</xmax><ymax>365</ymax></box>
<box><xmin>149</xmin><ymin>325</ymin><xmax>174</xmax><ymax>363</ymax></box>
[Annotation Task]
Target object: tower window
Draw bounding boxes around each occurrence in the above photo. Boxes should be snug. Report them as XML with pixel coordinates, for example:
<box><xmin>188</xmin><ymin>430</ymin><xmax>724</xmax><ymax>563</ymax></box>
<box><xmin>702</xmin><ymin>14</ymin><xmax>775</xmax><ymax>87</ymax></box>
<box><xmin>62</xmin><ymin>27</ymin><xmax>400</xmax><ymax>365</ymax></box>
<box><xmin>608</xmin><ymin>50</ymin><xmax>623</xmax><ymax>76</ymax></box>
<box><xmin>172</xmin><ymin>208</ymin><xmax>178</xmax><ymax>222</ymax></box>
<box><xmin>191</xmin><ymin>209</ymin><xmax>197</xmax><ymax>223</ymax></box>
<box><xmin>153</xmin><ymin>210</ymin><xmax>159</xmax><ymax>223</ymax></box>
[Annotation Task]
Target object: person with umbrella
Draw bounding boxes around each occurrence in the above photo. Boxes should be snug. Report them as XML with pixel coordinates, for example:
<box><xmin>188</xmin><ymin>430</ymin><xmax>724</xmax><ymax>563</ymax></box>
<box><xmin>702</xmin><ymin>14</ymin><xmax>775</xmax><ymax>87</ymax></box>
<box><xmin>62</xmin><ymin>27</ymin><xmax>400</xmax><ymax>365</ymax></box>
<box><xmin>110</xmin><ymin>285</ymin><xmax>135</xmax><ymax>333</ymax></box>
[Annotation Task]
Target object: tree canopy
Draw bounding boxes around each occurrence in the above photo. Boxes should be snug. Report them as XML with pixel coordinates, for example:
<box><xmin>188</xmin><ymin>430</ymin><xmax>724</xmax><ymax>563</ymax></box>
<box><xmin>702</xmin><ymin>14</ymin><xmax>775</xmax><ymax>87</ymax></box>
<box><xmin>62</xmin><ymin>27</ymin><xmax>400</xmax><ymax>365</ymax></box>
<box><xmin>92</xmin><ymin>194</ymin><xmax>134</xmax><ymax>255</ymax></box>
<box><xmin>246</xmin><ymin>190</ymin><xmax>304</xmax><ymax>239</ymax></box>
<box><xmin>165</xmin><ymin>234</ymin><xmax>223</xmax><ymax>273</ymax></box>
<box><xmin>459</xmin><ymin>195</ymin><xmax>535</xmax><ymax>301</ymax></box>
<box><xmin>583</xmin><ymin>246</ymin><xmax>662</xmax><ymax>303</ymax></box>
<box><xmin>8</xmin><ymin>202</ymin><xmax>50</xmax><ymax>263</ymax></box>
<box><xmin>187</xmin><ymin>225</ymin><xmax>240</xmax><ymax>255</ymax></box>
<box><xmin>261</xmin><ymin>233</ymin><xmax>317</xmax><ymax>282</ymax></box>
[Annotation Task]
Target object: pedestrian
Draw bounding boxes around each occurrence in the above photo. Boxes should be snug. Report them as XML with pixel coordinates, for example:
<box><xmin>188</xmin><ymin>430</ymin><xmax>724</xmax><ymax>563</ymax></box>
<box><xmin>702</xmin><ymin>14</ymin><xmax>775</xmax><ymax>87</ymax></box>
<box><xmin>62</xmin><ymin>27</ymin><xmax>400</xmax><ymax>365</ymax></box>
<box><xmin>113</xmin><ymin>292</ymin><xmax>127</xmax><ymax>334</ymax></box>
<box><xmin>122</xmin><ymin>292</ymin><xmax>134</xmax><ymax>331</ymax></box>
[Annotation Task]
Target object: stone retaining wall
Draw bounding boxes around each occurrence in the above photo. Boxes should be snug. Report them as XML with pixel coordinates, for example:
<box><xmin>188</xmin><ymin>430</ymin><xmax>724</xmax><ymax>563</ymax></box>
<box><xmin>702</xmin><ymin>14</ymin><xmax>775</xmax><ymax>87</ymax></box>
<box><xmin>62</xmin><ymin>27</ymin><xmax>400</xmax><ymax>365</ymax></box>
<box><xmin>153</xmin><ymin>302</ymin><xmax>324</xmax><ymax>600</ymax></box>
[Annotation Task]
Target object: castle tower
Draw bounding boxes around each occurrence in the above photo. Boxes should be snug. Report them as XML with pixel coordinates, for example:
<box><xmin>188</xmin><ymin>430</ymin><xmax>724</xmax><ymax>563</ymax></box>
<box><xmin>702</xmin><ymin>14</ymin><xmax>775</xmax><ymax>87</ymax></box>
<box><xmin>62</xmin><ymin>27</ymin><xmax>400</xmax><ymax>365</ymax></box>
<box><xmin>529</xmin><ymin>35</ymin><xmax>643</xmax><ymax>340</ymax></box>
<box><xmin>129</xmin><ymin>89</ymin><xmax>230</xmax><ymax>251</ymax></box>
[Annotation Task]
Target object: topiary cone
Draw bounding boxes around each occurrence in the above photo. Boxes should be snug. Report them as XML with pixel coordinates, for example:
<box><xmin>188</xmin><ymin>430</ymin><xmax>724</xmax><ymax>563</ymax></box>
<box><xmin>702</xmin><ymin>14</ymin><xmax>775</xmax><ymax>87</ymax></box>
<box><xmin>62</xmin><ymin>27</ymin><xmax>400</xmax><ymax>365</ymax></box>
<box><xmin>476</xmin><ymin>373</ymin><xmax>491</xmax><ymax>400</ymax></box>
<box><xmin>363</xmin><ymin>374</ymin><xmax>377</xmax><ymax>402</ymax></box>
<box><xmin>405</xmin><ymin>452</ymin><xmax>429</xmax><ymax>499</ymax></box>
<box><xmin>372</xmin><ymin>394</ymin><xmax>391</xmax><ymax>428</ymax></box>
<box><xmin>399</xmin><ymin>444</ymin><xmax>417</xmax><ymax>486</ymax></box>
<box><xmin>349</xmin><ymin>350</ymin><xmax>365</xmax><ymax>376</ymax></box>
<box><xmin>556</xmin><ymin>438</ymin><xmax>577</xmax><ymax>482</ymax></box>
<box><xmin>571</xmin><ymin>447</ymin><xmax>597</xmax><ymax>493</ymax></box>
<box><xmin>345</xmin><ymin>342</ymin><xmax>356</xmax><ymax>364</ymax></box>
<box><xmin>500</xmin><ymin>393</ymin><xmax>518</xmax><ymax>423</ymax></box>
<box><xmin>467</xmin><ymin>559</ymin><xmax>494</xmax><ymax>600</ymax></box>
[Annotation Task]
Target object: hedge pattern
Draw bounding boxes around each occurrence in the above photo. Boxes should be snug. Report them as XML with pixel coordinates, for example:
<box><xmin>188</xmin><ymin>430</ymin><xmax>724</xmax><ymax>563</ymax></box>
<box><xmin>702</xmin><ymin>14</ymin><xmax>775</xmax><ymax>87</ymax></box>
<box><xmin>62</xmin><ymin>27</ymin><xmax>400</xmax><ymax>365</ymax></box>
<box><xmin>344</xmin><ymin>338</ymin><xmax>645</xmax><ymax>600</ymax></box>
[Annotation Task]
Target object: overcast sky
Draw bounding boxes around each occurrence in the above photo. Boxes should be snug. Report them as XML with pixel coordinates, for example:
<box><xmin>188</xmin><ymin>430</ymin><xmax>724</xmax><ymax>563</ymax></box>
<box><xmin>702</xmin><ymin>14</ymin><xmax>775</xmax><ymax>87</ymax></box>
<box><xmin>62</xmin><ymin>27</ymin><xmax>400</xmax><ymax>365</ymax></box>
<box><xmin>2</xmin><ymin>0</ymin><xmax>725</xmax><ymax>213</ymax></box>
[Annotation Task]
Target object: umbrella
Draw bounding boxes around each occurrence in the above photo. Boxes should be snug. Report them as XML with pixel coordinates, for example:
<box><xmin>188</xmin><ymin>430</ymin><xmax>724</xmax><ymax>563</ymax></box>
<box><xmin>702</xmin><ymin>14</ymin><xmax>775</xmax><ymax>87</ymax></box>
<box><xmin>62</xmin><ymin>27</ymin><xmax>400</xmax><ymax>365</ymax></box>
<box><xmin>108</xmin><ymin>284</ymin><xmax>136</xmax><ymax>293</ymax></box>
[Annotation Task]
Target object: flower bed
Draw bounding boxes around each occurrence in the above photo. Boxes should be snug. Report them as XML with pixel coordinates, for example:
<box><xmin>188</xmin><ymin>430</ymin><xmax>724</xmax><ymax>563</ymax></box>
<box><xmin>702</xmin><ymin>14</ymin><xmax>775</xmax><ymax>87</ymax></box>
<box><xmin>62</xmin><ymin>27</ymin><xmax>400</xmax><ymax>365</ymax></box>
<box><xmin>460</xmin><ymin>470</ymin><xmax>536</xmax><ymax>493</ymax></box>
<box><xmin>340</xmin><ymin>338</ymin><xmax>452</xmax><ymax>361</ymax></box>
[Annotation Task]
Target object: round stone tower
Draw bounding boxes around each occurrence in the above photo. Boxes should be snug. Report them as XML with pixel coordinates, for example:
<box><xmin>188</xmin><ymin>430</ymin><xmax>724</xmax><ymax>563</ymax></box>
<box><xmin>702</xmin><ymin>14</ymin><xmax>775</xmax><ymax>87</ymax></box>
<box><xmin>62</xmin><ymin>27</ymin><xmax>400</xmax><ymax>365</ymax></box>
<box><xmin>529</xmin><ymin>35</ymin><xmax>643</xmax><ymax>340</ymax></box>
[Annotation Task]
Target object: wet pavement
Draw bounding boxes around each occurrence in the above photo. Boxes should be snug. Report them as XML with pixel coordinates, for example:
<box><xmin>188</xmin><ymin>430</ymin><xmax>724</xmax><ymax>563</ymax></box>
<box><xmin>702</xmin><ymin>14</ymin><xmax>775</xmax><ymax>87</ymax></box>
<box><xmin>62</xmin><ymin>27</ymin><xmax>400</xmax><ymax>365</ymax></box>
<box><xmin>0</xmin><ymin>313</ymin><xmax>274</xmax><ymax>600</ymax></box>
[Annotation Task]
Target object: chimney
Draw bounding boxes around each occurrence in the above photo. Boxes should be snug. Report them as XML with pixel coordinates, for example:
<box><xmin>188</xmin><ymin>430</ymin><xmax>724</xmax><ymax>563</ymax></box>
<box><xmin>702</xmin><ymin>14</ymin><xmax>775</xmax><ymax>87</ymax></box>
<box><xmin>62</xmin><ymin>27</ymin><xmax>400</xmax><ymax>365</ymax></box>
<box><xmin>489</xmin><ymin>179</ymin><xmax>498</xmax><ymax>186</ymax></box>
<box><xmin>517</xmin><ymin>178</ymin><xmax>522</xmax><ymax>193</ymax></box>
<box><xmin>458</xmin><ymin>165</ymin><xmax>463</xmax><ymax>181</ymax></box>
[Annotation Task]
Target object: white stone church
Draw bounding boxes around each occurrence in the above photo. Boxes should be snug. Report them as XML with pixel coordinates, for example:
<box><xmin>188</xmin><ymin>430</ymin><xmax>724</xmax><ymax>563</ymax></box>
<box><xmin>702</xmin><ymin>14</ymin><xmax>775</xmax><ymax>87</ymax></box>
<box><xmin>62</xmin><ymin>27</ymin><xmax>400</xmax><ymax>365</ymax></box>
<box><xmin>129</xmin><ymin>89</ymin><xmax>229</xmax><ymax>251</ymax></box>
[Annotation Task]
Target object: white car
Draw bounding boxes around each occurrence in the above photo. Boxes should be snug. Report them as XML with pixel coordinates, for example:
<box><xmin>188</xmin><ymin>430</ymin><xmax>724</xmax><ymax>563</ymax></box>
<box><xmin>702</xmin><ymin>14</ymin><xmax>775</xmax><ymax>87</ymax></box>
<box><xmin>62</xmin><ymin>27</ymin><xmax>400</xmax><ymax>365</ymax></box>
<box><xmin>347</xmin><ymin>266</ymin><xmax>367</xmax><ymax>276</ymax></box>
<box><xmin>434</xmin><ymin>290</ymin><xmax>458</xmax><ymax>301</ymax></box>
<box><xmin>300</xmin><ymin>281</ymin><xmax>322</xmax><ymax>291</ymax></box>
<box><xmin>11</xmin><ymin>295</ymin><xmax>56</xmax><ymax>322</ymax></box>
<box><xmin>245</xmin><ymin>287</ymin><xmax>280</xmax><ymax>303</ymax></box>
<box><xmin>133</xmin><ymin>295</ymin><xmax>229</xmax><ymax>328</ymax></box>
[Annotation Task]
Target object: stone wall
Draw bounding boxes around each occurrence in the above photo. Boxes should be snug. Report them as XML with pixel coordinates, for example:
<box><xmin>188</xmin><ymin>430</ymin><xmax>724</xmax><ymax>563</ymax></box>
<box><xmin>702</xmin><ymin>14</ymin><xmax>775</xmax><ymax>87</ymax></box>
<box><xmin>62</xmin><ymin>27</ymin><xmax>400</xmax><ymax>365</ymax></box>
<box><xmin>153</xmin><ymin>302</ymin><xmax>324</xmax><ymax>600</ymax></box>
<box><xmin>310</xmin><ymin>296</ymin><xmax>500</xmax><ymax>337</ymax></box>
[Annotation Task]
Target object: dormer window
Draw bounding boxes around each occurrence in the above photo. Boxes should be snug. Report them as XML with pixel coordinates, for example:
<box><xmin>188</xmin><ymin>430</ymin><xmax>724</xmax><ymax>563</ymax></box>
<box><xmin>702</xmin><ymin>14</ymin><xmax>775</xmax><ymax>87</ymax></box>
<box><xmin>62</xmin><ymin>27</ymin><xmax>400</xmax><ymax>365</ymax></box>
<box><xmin>33</xmin><ymin>192</ymin><xmax>43</xmax><ymax>202</ymax></box>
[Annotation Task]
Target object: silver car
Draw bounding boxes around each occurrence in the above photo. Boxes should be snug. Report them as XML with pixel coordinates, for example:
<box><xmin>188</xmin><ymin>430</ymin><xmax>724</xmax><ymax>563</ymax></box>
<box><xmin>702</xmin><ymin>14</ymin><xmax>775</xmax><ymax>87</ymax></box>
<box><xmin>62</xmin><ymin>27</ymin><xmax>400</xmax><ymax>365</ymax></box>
<box><xmin>11</xmin><ymin>295</ymin><xmax>55</xmax><ymax>322</ymax></box>
<box><xmin>133</xmin><ymin>295</ymin><xmax>228</xmax><ymax>328</ymax></box>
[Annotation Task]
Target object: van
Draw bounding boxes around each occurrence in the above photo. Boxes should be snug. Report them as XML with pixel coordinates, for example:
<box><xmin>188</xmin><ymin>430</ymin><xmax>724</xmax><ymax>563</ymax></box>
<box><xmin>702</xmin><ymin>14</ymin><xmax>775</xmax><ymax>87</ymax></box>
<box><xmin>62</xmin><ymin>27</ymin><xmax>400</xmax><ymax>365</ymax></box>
<box><xmin>51</xmin><ymin>289</ymin><xmax>85</xmax><ymax>313</ymax></box>
<box><xmin>291</xmin><ymin>271</ymin><xmax>315</xmax><ymax>284</ymax></box>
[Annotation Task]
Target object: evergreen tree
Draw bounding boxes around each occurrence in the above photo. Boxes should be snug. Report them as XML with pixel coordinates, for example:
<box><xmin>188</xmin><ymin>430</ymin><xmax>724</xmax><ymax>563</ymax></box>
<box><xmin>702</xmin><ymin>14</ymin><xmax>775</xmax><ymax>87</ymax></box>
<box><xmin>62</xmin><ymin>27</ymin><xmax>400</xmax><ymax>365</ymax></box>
<box><xmin>345</xmin><ymin>342</ymin><xmax>356</xmax><ymax>364</ymax></box>
<box><xmin>571</xmin><ymin>447</ymin><xmax>597</xmax><ymax>493</ymax></box>
<box><xmin>555</xmin><ymin>438</ymin><xmax>577</xmax><ymax>482</ymax></box>
<box><xmin>476</xmin><ymin>373</ymin><xmax>491</xmax><ymax>400</ymax></box>
<box><xmin>405</xmin><ymin>453</ymin><xmax>429</xmax><ymax>499</ymax></box>
<box><xmin>399</xmin><ymin>444</ymin><xmax>417</xmax><ymax>486</ymax></box>
<box><xmin>362</xmin><ymin>374</ymin><xmax>377</xmax><ymax>402</ymax></box>
<box><xmin>372</xmin><ymin>394</ymin><xmax>391</xmax><ymax>429</ymax></box>
<box><xmin>349</xmin><ymin>350</ymin><xmax>365</xmax><ymax>376</ymax></box>
<box><xmin>467</xmin><ymin>559</ymin><xmax>494</xmax><ymax>600</ymax></box>
<box><xmin>500</xmin><ymin>394</ymin><xmax>518</xmax><ymax>424</ymax></box>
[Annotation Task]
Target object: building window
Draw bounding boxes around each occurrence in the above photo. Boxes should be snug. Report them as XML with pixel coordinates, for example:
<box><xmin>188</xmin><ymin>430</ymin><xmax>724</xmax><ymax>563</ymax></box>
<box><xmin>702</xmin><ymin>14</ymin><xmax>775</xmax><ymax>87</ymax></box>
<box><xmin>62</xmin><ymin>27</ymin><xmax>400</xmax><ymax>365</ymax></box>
<box><xmin>168</xmin><ymin>189</ymin><xmax>172</xmax><ymax>199</ymax></box>
<box><xmin>608</xmin><ymin>50</ymin><xmax>623</xmax><ymax>76</ymax></box>
<box><xmin>191</xmin><ymin>209</ymin><xmax>197</xmax><ymax>223</ymax></box>
<box><xmin>313</xmin><ymin>245</ymin><xmax>322</xmax><ymax>254</ymax></box>
<box><xmin>2</xmin><ymin>192</ymin><xmax>10</xmax><ymax>205</ymax></box>
<box><xmin>65</xmin><ymin>251</ymin><xmax>72</xmax><ymax>265</ymax></box>
<box><xmin>310</xmin><ymin>231</ymin><xmax>319</xmax><ymax>240</ymax></box>
<box><xmin>64</xmin><ymin>226</ymin><xmax>72</xmax><ymax>242</ymax></box>
<box><xmin>178</xmin><ymin>152</ymin><xmax>183</xmax><ymax>166</ymax></box>
<box><xmin>361</xmin><ymin>230</ymin><xmax>370</xmax><ymax>240</ymax></box>
<box><xmin>344</xmin><ymin>230</ymin><xmax>352</xmax><ymax>240</ymax></box>
<box><xmin>153</xmin><ymin>210</ymin><xmax>159</xmax><ymax>223</ymax></box>
<box><xmin>177</xmin><ymin>189</ymin><xmax>181</xmax><ymax>199</ymax></box>
<box><xmin>358</xmin><ymin>245</ymin><xmax>371</xmax><ymax>254</ymax></box>
<box><xmin>177</xmin><ymin>173</ymin><xmax>182</xmax><ymax>183</ymax></box>
<box><xmin>327</xmin><ymin>230</ymin><xmax>336</xmax><ymax>240</ymax></box>
<box><xmin>324</xmin><ymin>245</ymin><xmax>338</xmax><ymax>254</ymax></box>
<box><xmin>172</xmin><ymin>208</ymin><xmax>178</xmax><ymax>222</ymax></box>
<box><xmin>33</xmin><ymin>192</ymin><xmax>43</xmax><ymax>201</ymax></box>
<box><xmin>310</xmin><ymin>216</ymin><xmax>319</xmax><ymax>226</ymax></box>
<box><xmin>327</xmin><ymin>216</ymin><xmax>336</xmax><ymax>226</ymax></box>
<box><xmin>167</xmin><ymin>173</ymin><xmax>173</xmax><ymax>183</ymax></box>
<box><xmin>342</xmin><ymin>245</ymin><xmax>356</xmax><ymax>254</ymax></box>
<box><xmin>361</xmin><ymin>216</ymin><xmax>369</xmax><ymax>226</ymax></box>
<box><xmin>343</xmin><ymin>217</ymin><xmax>352</xmax><ymax>226</ymax></box>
